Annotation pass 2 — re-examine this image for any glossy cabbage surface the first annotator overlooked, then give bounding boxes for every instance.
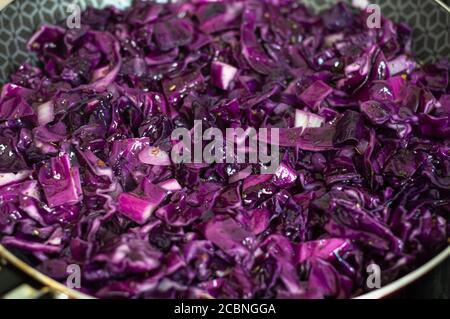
[0,0,448,299]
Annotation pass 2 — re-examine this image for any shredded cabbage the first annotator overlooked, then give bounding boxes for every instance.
[0,0,448,299]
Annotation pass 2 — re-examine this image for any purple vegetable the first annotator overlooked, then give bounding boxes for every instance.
[196,2,243,34]
[157,179,182,192]
[299,80,334,110]
[210,61,238,90]
[153,18,194,51]
[295,109,325,129]
[118,180,166,224]
[203,215,253,259]
[273,162,297,188]
[0,0,448,300]
[139,146,172,166]
[38,154,83,208]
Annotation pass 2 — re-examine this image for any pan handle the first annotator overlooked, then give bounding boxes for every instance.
[0,257,69,299]
[0,244,89,299]
[2,283,50,299]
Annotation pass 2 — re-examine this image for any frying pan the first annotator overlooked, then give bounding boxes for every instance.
[0,0,449,299]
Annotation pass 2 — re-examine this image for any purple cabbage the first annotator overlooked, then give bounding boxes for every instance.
[0,0,448,299]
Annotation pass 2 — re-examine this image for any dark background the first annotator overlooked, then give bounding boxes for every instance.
[395,257,449,299]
